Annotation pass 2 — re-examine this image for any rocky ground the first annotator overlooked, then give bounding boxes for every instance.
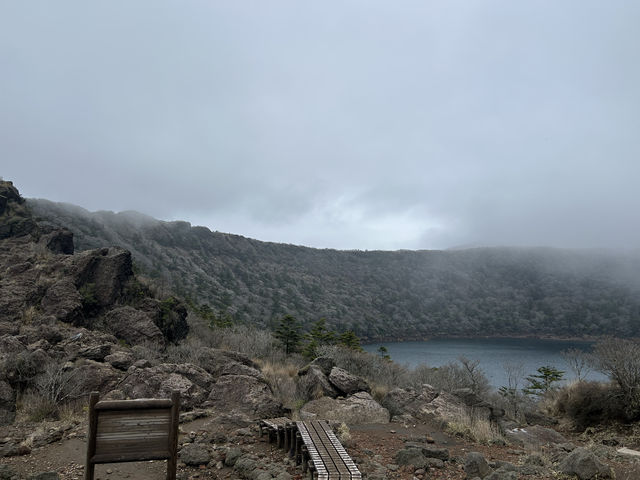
[3,410,640,480]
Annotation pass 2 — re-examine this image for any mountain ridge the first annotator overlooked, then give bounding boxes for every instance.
[29,197,640,341]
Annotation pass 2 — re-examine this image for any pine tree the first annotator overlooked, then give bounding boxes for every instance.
[274,314,302,355]
[301,318,336,360]
[338,330,363,352]
[523,366,564,396]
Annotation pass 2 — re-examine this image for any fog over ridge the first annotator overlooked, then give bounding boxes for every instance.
[2,1,639,250]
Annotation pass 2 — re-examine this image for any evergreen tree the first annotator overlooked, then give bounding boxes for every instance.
[523,366,564,396]
[301,318,336,360]
[377,345,391,361]
[274,314,302,355]
[338,330,363,352]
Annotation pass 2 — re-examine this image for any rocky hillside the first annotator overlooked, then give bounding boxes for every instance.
[30,196,640,340]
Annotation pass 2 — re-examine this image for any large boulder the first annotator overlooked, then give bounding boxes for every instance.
[194,348,263,379]
[503,424,567,448]
[298,365,340,399]
[300,392,390,424]
[72,360,123,394]
[382,385,438,419]
[558,447,614,479]
[119,363,214,409]
[72,247,133,307]
[137,298,189,344]
[104,307,165,345]
[0,380,16,426]
[328,367,370,395]
[206,374,285,419]
[40,279,84,325]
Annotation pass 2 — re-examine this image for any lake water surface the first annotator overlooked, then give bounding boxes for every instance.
[363,338,607,388]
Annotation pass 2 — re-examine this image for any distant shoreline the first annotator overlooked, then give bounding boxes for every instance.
[361,333,611,345]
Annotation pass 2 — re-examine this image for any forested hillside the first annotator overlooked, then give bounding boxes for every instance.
[30,198,640,340]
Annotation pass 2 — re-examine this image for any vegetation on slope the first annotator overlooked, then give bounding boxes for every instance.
[30,198,640,340]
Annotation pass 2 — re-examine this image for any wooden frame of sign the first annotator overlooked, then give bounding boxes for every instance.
[84,391,180,480]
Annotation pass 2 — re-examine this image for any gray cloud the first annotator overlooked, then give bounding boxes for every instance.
[1,1,639,250]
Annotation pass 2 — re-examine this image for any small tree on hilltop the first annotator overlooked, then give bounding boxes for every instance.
[523,366,564,397]
[377,346,391,361]
[274,314,302,355]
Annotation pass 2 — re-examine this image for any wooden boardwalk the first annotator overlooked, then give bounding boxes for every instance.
[295,420,361,480]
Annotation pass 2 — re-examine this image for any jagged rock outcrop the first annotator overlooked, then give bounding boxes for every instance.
[300,391,390,424]
[104,306,165,345]
[118,363,214,409]
[328,367,370,395]
[0,181,190,425]
[297,359,370,399]
[192,348,263,379]
[206,375,285,419]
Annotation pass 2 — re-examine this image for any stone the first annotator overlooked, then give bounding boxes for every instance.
[394,448,428,468]
[0,464,18,480]
[421,446,449,461]
[224,447,243,467]
[40,279,84,325]
[485,469,517,480]
[104,351,134,370]
[104,306,165,345]
[300,392,390,424]
[207,374,285,419]
[72,360,123,394]
[77,343,112,361]
[27,473,60,480]
[194,348,263,379]
[120,363,214,409]
[180,444,210,466]
[558,447,614,479]
[72,247,133,307]
[382,385,438,419]
[503,424,567,448]
[43,229,74,255]
[0,381,16,426]
[298,357,336,376]
[298,365,340,398]
[464,452,492,479]
[328,367,370,395]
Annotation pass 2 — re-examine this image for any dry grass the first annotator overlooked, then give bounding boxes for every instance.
[445,409,505,445]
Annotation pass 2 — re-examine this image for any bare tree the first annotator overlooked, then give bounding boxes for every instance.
[561,348,593,382]
[593,338,640,412]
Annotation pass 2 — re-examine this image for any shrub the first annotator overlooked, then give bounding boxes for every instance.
[408,358,490,397]
[446,409,505,445]
[593,338,640,416]
[552,381,628,429]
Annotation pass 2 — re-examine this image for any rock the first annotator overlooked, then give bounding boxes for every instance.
[464,452,492,479]
[558,447,614,479]
[0,381,16,426]
[422,446,449,461]
[328,367,370,395]
[28,427,64,448]
[136,297,189,343]
[0,464,18,480]
[120,363,213,409]
[43,228,74,255]
[180,444,210,466]
[234,456,258,476]
[298,365,340,398]
[207,375,285,419]
[104,306,165,345]
[426,458,445,468]
[394,448,428,468]
[224,447,243,467]
[72,247,133,307]
[382,385,438,418]
[194,348,263,379]
[40,279,84,325]
[77,343,112,361]
[72,360,123,394]
[503,424,567,448]
[300,392,390,424]
[485,469,517,480]
[104,351,134,370]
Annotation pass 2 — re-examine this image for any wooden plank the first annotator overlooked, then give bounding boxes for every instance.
[85,392,100,480]
[307,421,348,478]
[95,398,173,411]
[167,390,180,480]
[317,421,361,478]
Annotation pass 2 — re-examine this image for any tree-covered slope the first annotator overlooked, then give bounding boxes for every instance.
[30,198,640,340]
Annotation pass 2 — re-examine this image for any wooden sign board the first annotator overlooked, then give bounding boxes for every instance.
[85,391,180,480]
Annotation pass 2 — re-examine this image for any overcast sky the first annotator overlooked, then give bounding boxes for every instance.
[1,1,639,250]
